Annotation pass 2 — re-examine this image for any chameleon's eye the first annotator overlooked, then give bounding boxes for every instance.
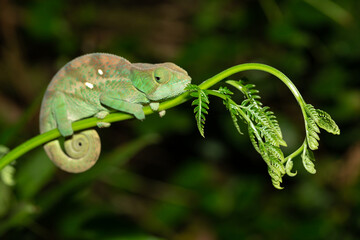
[153,67,170,84]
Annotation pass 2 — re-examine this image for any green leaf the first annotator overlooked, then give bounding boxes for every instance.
[315,109,340,135]
[302,145,316,174]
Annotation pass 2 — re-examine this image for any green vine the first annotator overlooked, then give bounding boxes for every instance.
[0,63,340,189]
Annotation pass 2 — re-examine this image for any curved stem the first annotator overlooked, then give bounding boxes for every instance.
[200,63,307,115]
[0,63,307,170]
[283,141,306,163]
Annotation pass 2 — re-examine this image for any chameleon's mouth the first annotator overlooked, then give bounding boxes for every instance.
[149,77,191,101]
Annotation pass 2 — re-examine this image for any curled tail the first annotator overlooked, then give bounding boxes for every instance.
[44,130,101,173]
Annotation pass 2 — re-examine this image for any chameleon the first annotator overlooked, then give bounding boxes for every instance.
[39,53,191,173]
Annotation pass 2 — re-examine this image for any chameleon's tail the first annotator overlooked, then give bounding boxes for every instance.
[44,130,101,173]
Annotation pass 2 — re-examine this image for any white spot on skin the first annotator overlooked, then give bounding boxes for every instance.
[159,110,166,117]
[85,82,94,89]
[98,69,103,75]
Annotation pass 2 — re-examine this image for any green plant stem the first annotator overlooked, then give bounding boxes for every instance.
[283,141,306,163]
[0,63,307,170]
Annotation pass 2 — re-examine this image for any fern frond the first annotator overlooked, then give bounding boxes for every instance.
[302,144,316,174]
[190,89,210,138]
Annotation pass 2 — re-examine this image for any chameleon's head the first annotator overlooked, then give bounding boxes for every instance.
[130,62,191,101]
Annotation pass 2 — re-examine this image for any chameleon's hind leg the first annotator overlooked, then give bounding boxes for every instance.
[47,91,101,173]
[100,93,145,120]
[53,91,73,137]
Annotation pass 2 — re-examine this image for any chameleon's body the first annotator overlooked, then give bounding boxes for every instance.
[40,53,191,173]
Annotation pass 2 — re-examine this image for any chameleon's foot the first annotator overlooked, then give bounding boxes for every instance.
[95,110,109,119]
[159,110,166,117]
[150,102,159,111]
[97,122,111,128]
[59,126,73,137]
[134,110,145,121]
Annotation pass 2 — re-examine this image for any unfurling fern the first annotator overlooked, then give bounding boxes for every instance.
[186,64,339,189]
[300,104,339,173]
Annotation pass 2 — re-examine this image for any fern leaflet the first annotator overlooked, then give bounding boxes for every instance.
[187,85,210,138]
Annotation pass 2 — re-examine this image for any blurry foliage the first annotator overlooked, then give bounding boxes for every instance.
[0,0,359,239]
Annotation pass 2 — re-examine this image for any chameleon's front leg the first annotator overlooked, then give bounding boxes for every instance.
[100,93,145,120]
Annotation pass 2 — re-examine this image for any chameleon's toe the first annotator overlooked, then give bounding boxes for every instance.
[150,102,160,111]
[97,122,111,128]
[95,110,109,119]
[134,111,145,120]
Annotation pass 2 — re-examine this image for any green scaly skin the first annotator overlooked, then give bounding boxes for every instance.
[40,53,191,173]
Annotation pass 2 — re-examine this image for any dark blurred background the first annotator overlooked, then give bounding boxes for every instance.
[0,0,359,239]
